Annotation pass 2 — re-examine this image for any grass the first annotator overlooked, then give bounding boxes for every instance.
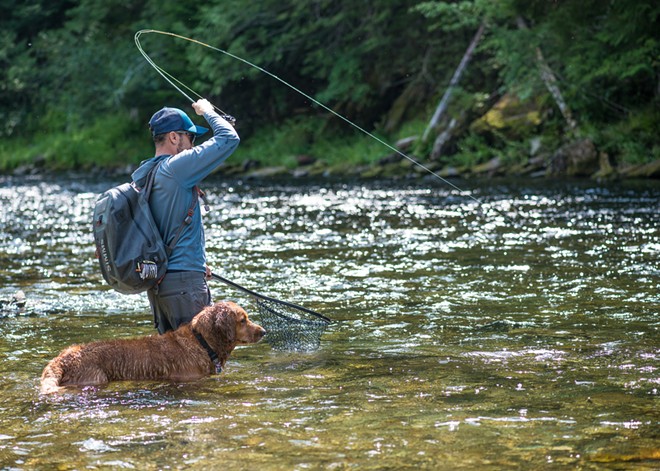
[0,112,152,172]
[238,115,427,170]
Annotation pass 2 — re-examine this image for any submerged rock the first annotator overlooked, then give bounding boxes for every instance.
[476,319,533,332]
[0,290,26,317]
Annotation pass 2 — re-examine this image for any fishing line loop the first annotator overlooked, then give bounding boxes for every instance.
[135,30,236,124]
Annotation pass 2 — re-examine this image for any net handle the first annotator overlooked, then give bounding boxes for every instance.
[210,273,332,323]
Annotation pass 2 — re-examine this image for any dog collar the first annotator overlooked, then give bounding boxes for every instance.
[193,330,222,374]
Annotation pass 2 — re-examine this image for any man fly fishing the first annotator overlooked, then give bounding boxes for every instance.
[131,99,239,334]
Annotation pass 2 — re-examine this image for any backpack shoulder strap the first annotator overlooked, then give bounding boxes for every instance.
[134,160,202,257]
[165,186,199,256]
[141,161,162,201]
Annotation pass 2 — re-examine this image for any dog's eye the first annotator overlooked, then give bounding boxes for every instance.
[241,318,247,324]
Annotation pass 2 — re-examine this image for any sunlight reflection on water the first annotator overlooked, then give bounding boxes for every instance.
[0,175,658,469]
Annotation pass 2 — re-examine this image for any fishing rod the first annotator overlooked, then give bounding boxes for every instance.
[134,29,488,208]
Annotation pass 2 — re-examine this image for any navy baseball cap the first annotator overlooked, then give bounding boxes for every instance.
[149,107,209,137]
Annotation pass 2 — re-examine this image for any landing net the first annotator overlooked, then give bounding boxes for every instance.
[211,274,332,352]
[255,298,331,352]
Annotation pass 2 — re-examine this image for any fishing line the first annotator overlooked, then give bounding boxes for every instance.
[134,30,616,302]
[134,29,489,209]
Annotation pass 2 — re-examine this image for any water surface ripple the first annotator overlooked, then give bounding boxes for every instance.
[0,175,658,470]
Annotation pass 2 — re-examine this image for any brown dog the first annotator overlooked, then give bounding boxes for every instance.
[40,301,265,394]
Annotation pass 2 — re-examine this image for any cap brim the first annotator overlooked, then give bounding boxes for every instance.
[190,125,209,136]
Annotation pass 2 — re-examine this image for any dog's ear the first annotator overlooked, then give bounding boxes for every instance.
[191,303,239,364]
[191,304,235,345]
[191,305,214,335]
[212,303,237,347]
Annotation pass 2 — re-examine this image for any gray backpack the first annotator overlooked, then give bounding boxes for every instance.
[92,162,197,294]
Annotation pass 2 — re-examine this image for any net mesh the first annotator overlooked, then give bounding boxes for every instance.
[254,297,331,352]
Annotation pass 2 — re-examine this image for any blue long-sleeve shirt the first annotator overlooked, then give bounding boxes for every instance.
[131,111,239,272]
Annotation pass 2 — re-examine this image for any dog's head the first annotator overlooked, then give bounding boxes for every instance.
[192,301,265,349]
[230,302,267,345]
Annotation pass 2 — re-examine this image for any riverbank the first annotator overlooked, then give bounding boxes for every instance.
[224,136,660,181]
[3,87,658,182]
[7,135,659,181]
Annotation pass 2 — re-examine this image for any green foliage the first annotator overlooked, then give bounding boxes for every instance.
[590,106,660,165]
[0,0,657,173]
[239,116,319,167]
[451,131,529,168]
[0,111,151,171]
[412,1,483,30]
[313,131,395,169]
[451,132,495,167]
[192,0,442,134]
[238,114,404,169]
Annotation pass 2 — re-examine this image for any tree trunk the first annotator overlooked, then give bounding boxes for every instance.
[516,17,578,134]
[422,22,486,142]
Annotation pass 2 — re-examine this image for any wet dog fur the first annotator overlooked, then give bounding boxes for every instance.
[40,301,265,394]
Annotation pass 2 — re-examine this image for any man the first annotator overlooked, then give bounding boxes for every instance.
[131,99,239,334]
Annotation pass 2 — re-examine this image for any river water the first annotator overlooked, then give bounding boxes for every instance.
[0,175,658,470]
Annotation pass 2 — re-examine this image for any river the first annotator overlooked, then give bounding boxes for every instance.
[0,175,658,469]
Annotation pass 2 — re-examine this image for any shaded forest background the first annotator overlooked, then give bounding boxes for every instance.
[1,0,658,178]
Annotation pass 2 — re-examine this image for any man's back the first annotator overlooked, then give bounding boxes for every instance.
[131,110,240,273]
